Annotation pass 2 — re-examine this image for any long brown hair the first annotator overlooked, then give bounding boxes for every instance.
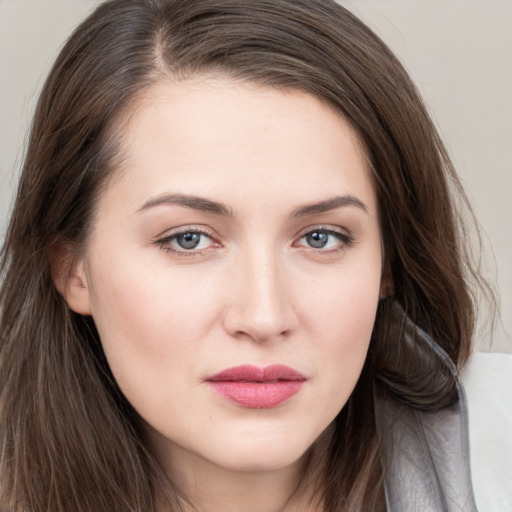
[0,1,485,511]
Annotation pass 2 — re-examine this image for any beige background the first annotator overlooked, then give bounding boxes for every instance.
[1,0,510,351]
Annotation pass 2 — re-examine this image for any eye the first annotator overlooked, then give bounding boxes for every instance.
[295,228,354,251]
[173,232,209,250]
[156,228,219,255]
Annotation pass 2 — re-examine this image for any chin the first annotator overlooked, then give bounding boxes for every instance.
[217,447,309,474]
[205,428,322,474]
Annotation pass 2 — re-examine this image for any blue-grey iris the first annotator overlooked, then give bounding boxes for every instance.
[307,232,328,248]
[177,232,201,249]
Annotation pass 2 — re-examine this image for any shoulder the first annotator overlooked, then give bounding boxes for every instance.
[462,352,512,512]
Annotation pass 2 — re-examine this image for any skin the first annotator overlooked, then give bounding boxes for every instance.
[62,78,385,512]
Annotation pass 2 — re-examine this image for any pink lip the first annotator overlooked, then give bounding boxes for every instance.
[205,364,306,409]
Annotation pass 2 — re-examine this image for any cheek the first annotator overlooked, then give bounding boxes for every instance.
[85,256,224,400]
[302,253,381,339]
[300,258,381,404]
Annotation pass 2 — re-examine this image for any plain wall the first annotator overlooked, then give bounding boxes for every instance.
[1,0,510,351]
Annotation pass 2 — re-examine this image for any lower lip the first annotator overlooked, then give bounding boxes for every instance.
[207,381,304,408]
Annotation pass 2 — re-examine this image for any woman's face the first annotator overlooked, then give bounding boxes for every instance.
[66,78,384,477]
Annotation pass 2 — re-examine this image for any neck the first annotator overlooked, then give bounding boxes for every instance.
[151,431,331,512]
[174,453,309,512]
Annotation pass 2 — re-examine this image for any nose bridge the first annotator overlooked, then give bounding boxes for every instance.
[224,239,295,342]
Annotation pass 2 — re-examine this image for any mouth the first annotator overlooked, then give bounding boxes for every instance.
[205,364,306,409]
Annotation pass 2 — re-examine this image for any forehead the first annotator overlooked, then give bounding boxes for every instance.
[104,77,377,215]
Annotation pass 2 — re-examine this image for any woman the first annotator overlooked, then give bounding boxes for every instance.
[0,1,490,511]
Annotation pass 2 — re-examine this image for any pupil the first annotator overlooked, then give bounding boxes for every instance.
[177,232,201,249]
[307,232,328,248]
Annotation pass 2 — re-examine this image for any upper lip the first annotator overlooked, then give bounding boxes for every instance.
[206,364,306,382]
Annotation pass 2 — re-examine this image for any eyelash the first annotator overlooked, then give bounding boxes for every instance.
[155,227,220,258]
[293,226,355,253]
[155,225,355,258]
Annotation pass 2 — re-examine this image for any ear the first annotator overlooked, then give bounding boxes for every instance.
[50,242,92,315]
[379,260,395,299]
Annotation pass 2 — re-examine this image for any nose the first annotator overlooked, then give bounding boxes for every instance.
[222,245,298,343]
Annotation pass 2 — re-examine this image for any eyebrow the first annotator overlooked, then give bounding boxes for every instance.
[137,193,367,217]
[137,193,233,216]
[291,195,368,217]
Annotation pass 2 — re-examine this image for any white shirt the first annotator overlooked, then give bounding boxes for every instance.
[462,352,512,512]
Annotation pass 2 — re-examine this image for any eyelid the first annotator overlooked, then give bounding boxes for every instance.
[154,225,222,256]
[293,225,355,249]
[155,224,218,240]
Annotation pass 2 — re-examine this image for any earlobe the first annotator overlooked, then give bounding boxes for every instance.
[50,243,92,315]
